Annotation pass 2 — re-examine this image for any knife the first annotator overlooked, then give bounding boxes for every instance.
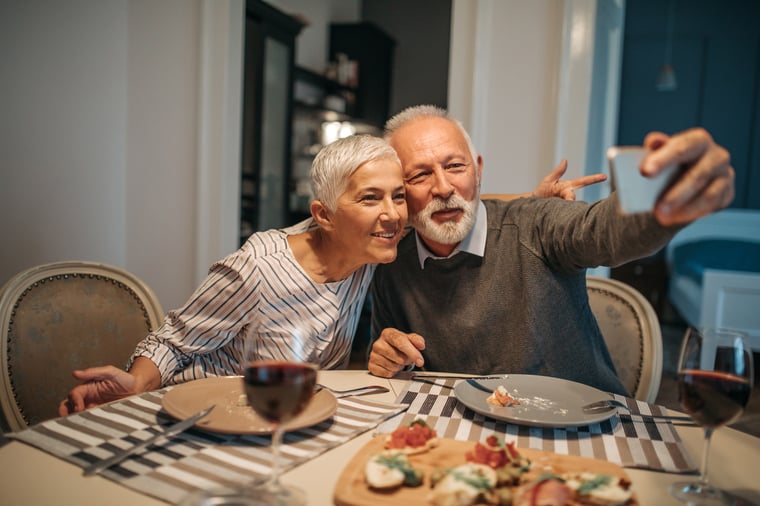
[465,379,495,394]
[83,404,215,476]
[411,373,508,381]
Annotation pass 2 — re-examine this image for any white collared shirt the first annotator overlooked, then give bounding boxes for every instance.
[415,201,488,268]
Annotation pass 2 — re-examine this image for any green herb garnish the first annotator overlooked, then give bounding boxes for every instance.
[451,469,493,491]
[375,454,423,487]
[534,473,565,484]
[578,474,612,494]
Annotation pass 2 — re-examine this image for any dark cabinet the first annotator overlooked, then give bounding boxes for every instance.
[289,66,382,221]
[240,17,395,230]
[329,22,396,128]
[293,66,358,119]
[239,0,303,244]
[290,67,355,222]
[286,22,394,221]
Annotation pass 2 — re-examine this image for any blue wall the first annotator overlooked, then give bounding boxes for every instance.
[617,0,760,209]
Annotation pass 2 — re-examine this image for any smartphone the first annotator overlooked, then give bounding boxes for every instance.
[607,146,678,214]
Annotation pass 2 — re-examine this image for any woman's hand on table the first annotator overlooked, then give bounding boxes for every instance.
[59,365,138,415]
[58,357,161,415]
[368,328,426,378]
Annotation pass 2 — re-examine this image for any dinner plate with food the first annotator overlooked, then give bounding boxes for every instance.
[454,375,617,427]
[161,376,337,434]
[334,419,636,506]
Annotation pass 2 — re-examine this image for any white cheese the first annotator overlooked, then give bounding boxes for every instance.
[428,463,497,506]
[364,452,407,489]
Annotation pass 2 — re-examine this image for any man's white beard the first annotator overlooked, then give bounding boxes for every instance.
[410,193,478,246]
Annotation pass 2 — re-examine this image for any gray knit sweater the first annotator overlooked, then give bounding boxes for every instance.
[370,195,678,395]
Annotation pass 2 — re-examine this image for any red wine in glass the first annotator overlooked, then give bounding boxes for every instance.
[244,361,318,423]
[678,369,751,428]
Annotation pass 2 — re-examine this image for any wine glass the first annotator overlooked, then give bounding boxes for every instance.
[241,359,318,505]
[669,327,754,505]
[180,339,319,506]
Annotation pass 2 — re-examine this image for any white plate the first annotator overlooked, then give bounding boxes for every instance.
[162,376,337,434]
[453,374,615,427]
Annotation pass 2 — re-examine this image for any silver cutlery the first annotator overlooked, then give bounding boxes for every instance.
[411,373,508,381]
[465,379,494,394]
[316,384,389,398]
[582,399,692,422]
[83,404,216,476]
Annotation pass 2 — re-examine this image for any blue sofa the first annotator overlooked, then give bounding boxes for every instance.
[666,209,760,351]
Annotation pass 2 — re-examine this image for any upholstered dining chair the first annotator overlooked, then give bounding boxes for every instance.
[0,261,164,432]
[586,275,663,403]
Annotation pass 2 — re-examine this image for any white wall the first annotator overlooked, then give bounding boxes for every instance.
[480,0,565,194]
[1,1,129,273]
[125,0,203,310]
[450,0,623,200]
[0,0,209,310]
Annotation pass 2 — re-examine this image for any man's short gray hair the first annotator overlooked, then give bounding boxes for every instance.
[384,105,478,164]
[310,135,400,212]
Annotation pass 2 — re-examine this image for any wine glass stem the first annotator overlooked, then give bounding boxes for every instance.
[698,426,714,487]
[269,424,284,487]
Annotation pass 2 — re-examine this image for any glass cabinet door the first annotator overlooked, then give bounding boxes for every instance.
[240,0,302,244]
[257,37,289,231]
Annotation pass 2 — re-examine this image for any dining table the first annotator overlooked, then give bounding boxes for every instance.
[1,369,759,505]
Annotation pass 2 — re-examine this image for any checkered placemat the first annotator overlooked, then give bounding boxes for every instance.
[376,378,696,474]
[10,387,407,504]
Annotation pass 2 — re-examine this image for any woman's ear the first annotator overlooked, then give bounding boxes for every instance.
[311,200,335,231]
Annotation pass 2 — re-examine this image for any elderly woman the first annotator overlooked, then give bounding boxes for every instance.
[60,135,407,414]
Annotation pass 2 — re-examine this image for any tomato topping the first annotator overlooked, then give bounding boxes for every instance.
[386,420,437,449]
[506,441,520,459]
[465,436,521,469]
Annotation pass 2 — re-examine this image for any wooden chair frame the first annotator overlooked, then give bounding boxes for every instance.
[587,275,663,403]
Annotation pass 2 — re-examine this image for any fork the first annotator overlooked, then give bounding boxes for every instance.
[583,399,692,421]
[316,384,390,398]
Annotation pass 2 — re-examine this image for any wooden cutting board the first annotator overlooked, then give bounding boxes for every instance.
[333,435,637,506]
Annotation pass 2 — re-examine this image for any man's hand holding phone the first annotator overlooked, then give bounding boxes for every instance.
[608,129,734,226]
[607,146,679,214]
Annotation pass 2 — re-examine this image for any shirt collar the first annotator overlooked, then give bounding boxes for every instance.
[415,200,487,268]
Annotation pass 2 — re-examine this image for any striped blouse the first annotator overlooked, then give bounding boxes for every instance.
[129,220,375,386]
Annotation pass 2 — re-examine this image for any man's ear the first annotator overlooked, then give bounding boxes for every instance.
[311,200,335,231]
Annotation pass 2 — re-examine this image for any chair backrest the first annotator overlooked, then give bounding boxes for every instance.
[586,275,663,403]
[0,261,164,432]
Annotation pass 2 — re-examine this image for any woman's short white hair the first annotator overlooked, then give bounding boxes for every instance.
[384,105,478,164]
[310,134,400,212]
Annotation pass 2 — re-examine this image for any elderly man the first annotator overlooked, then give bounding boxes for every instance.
[367,105,733,395]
